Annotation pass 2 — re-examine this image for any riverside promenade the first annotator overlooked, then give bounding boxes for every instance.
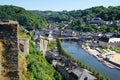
[81,43,120,69]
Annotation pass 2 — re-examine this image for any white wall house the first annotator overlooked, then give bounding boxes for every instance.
[109,38,120,47]
[99,35,120,48]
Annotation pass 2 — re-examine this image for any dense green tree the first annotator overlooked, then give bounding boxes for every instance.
[47,40,56,51]
[26,40,62,80]
[0,5,47,30]
[58,23,65,30]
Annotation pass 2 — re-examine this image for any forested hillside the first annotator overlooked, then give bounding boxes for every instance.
[31,6,120,22]
[0,5,120,30]
[31,6,120,32]
[0,5,47,30]
[31,10,69,23]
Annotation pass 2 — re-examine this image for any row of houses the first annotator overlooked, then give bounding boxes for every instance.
[79,32,120,48]
[88,17,120,27]
[46,51,96,80]
[29,29,79,39]
[30,29,120,49]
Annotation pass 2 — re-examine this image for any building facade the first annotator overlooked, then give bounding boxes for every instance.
[99,34,120,48]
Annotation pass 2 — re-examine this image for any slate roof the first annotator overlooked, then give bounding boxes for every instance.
[112,34,120,38]
[98,37,109,42]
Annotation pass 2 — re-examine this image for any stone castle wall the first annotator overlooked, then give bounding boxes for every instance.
[0,21,19,80]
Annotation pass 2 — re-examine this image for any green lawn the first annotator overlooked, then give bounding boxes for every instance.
[110,47,120,53]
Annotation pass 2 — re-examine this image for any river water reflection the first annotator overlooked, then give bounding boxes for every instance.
[62,41,120,80]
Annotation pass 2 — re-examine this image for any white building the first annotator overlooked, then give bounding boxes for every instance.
[99,34,120,48]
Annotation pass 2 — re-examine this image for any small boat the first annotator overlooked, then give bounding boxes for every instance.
[103,61,115,69]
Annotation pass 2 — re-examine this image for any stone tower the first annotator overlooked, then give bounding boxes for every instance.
[19,38,29,55]
[0,20,19,80]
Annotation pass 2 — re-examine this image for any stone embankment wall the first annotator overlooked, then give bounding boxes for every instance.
[0,21,19,80]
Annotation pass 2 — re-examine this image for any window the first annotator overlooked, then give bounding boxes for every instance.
[84,77,88,80]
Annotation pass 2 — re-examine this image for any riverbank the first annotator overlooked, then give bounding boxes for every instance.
[81,43,120,70]
[56,39,109,80]
[62,41,120,80]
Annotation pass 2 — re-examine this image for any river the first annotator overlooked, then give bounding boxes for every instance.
[62,41,120,80]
